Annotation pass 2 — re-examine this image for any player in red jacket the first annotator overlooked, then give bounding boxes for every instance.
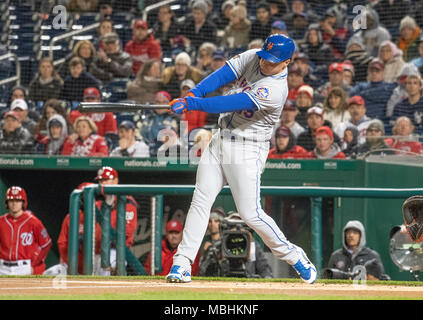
[144,220,200,276]
[124,20,162,75]
[0,186,52,275]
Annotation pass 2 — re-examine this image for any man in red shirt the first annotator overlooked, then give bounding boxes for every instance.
[124,20,162,75]
[69,87,117,137]
[304,126,346,159]
[0,186,52,275]
[144,220,200,276]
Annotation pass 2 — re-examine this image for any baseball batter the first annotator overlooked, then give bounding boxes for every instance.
[166,34,317,284]
[0,186,52,275]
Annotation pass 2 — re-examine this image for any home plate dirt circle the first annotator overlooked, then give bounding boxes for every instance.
[0,278,422,298]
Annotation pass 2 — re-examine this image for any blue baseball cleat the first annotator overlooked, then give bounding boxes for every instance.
[292,246,317,284]
[166,265,192,283]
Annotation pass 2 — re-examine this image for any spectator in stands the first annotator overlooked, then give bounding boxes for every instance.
[162,52,203,99]
[124,20,162,76]
[214,0,235,30]
[8,99,37,138]
[144,220,200,276]
[349,58,397,120]
[7,86,40,124]
[341,126,359,159]
[60,57,102,103]
[35,99,74,143]
[352,9,391,57]
[297,106,326,151]
[391,74,423,134]
[293,52,319,88]
[319,8,350,60]
[59,40,97,79]
[180,0,217,52]
[250,1,273,41]
[268,125,307,159]
[386,116,423,155]
[0,111,33,154]
[274,100,305,140]
[303,126,346,159]
[287,64,305,101]
[298,23,335,69]
[353,119,395,158]
[98,0,113,17]
[195,42,217,75]
[271,20,288,37]
[67,0,99,12]
[335,96,373,146]
[126,58,163,104]
[222,4,251,51]
[386,63,421,117]
[110,120,150,157]
[268,0,288,20]
[326,220,390,280]
[344,37,374,83]
[28,57,63,104]
[91,32,133,85]
[92,16,115,51]
[69,87,117,137]
[378,41,405,83]
[62,116,108,156]
[180,79,208,133]
[138,91,179,157]
[295,84,314,128]
[374,0,411,33]
[282,0,318,31]
[316,62,351,102]
[152,4,181,55]
[342,61,355,86]
[35,114,68,155]
[397,16,421,62]
[410,36,423,74]
[322,86,351,129]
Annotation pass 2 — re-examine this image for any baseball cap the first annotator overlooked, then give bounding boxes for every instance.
[275,126,290,137]
[283,99,297,111]
[298,84,314,100]
[119,120,135,130]
[212,49,226,61]
[315,126,334,139]
[101,32,119,43]
[155,90,171,102]
[180,79,196,90]
[49,118,63,127]
[210,208,225,221]
[3,111,19,120]
[288,63,302,75]
[368,58,384,70]
[133,19,148,29]
[294,52,309,63]
[272,20,287,31]
[329,62,344,73]
[342,61,355,76]
[307,106,324,117]
[348,95,365,107]
[367,119,385,134]
[95,166,118,181]
[166,220,183,233]
[10,99,28,111]
[84,87,101,99]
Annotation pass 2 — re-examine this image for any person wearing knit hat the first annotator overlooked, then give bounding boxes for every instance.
[398,16,421,62]
[342,61,355,86]
[296,105,325,151]
[344,36,374,83]
[303,126,346,159]
[378,40,405,83]
[296,84,314,116]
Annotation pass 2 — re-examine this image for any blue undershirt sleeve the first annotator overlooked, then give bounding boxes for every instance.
[190,64,237,97]
[186,93,257,113]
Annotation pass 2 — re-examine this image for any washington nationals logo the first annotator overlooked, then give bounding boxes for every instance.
[267,42,273,51]
[21,232,33,246]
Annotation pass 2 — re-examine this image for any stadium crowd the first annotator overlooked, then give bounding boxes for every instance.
[0,0,422,160]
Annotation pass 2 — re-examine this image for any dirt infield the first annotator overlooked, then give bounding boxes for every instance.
[1,277,423,299]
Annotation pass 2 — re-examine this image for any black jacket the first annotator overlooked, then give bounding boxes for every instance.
[0,126,34,154]
[60,71,101,102]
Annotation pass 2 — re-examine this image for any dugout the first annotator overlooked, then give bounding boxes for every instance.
[0,154,420,281]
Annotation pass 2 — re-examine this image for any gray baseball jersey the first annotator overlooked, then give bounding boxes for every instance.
[219,49,288,141]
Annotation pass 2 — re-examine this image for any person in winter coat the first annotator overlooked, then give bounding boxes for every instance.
[326,220,390,280]
[152,4,181,55]
[268,126,307,159]
[344,37,375,83]
[386,63,421,117]
[61,116,109,157]
[250,1,274,42]
[36,114,68,155]
[124,20,162,76]
[322,86,351,129]
[0,111,34,154]
[341,126,359,159]
[28,57,64,104]
[378,40,405,83]
[58,40,97,80]
[298,23,335,68]
[222,4,251,50]
[303,126,346,159]
[397,16,421,62]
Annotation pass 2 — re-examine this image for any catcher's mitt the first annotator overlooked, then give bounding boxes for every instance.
[402,196,423,242]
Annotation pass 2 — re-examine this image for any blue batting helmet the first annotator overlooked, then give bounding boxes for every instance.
[256,34,295,63]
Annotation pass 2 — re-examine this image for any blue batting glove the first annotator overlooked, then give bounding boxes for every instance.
[169,98,188,114]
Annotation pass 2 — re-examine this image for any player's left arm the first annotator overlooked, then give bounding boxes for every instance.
[31,219,52,267]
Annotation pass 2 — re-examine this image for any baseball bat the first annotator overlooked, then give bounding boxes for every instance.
[78,102,170,113]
